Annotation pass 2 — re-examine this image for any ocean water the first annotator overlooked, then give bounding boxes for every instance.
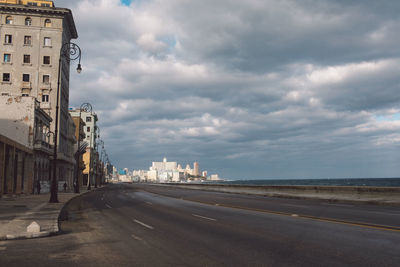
[208,178,400,187]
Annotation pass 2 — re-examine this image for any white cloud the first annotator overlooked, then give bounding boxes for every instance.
[57,0,400,179]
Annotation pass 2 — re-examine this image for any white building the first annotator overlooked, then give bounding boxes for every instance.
[132,157,217,183]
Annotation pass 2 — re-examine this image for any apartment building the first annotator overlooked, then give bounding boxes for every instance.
[0,0,78,189]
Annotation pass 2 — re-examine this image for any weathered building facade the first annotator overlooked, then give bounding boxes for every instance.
[69,110,98,188]
[0,95,51,197]
[0,0,78,190]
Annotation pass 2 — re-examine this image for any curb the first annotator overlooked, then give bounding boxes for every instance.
[0,188,98,241]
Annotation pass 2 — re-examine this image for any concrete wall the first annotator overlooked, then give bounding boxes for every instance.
[0,96,35,149]
[160,183,400,205]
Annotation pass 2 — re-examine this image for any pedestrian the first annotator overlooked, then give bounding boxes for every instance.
[63,182,67,192]
[37,181,41,195]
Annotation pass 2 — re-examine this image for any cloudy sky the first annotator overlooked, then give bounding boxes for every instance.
[58,0,400,180]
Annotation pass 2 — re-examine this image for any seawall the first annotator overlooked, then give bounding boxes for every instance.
[158,183,400,205]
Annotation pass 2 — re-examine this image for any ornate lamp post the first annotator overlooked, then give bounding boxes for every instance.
[50,42,82,203]
[46,131,55,188]
[97,139,105,186]
[75,103,92,193]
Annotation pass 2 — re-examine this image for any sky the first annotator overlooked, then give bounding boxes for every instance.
[57,0,400,180]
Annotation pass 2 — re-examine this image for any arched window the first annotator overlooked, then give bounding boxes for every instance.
[44,19,51,28]
[25,17,32,26]
[6,16,13,25]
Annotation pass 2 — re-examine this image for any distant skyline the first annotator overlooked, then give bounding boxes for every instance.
[59,0,400,180]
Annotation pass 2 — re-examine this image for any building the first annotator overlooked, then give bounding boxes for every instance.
[0,0,78,190]
[70,114,86,189]
[193,161,199,176]
[0,1,54,7]
[69,110,98,187]
[0,95,52,197]
[132,158,215,183]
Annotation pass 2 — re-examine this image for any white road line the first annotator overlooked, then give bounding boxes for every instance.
[134,219,154,230]
[291,214,299,217]
[105,204,112,209]
[0,247,6,251]
[192,214,217,221]
[131,234,143,241]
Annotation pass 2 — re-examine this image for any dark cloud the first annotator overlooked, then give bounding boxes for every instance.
[57,0,400,179]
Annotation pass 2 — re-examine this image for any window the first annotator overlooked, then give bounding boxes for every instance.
[42,95,49,102]
[2,73,10,82]
[4,35,12,44]
[43,56,50,65]
[22,94,29,97]
[41,3,50,7]
[44,37,51,47]
[28,2,38,6]
[22,74,30,82]
[24,36,32,45]
[25,17,32,26]
[86,117,92,122]
[43,75,50,84]
[44,19,51,28]
[87,127,91,132]
[5,16,13,25]
[3,54,11,63]
[23,54,31,64]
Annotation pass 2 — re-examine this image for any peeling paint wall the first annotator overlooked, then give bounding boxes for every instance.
[0,96,35,149]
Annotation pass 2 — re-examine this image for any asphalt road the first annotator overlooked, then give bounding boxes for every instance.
[0,183,399,266]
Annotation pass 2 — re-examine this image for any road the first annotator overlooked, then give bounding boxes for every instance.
[0,183,399,266]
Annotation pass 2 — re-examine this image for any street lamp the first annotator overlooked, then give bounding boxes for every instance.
[97,139,105,186]
[46,131,55,187]
[75,102,92,193]
[50,42,82,203]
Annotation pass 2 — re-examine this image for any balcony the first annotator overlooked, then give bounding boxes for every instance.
[22,81,32,88]
[40,102,51,109]
[34,139,53,154]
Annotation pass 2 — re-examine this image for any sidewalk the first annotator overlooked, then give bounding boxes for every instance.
[0,189,89,240]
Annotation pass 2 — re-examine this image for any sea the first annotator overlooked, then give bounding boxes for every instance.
[206,178,400,187]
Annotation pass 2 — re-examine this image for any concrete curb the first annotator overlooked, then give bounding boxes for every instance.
[0,188,97,241]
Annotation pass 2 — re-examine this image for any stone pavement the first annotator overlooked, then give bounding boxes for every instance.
[0,190,89,240]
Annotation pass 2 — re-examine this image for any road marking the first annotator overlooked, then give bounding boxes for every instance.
[192,214,217,221]
[105,204,112,209]
[146,202,153,205]
[134,219,154,230]
[140,188,400,233]
[291,214,299,217]
[131,234,143,241]
[0,247,6,251]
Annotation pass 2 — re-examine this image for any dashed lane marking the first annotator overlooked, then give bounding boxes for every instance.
[105,204,112,209]
[291,214,299,217]
[192,214,217,221]
[0,247,6,251]
[140,189,400,233]
[133,219,154,230]
[131,234,143,241]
